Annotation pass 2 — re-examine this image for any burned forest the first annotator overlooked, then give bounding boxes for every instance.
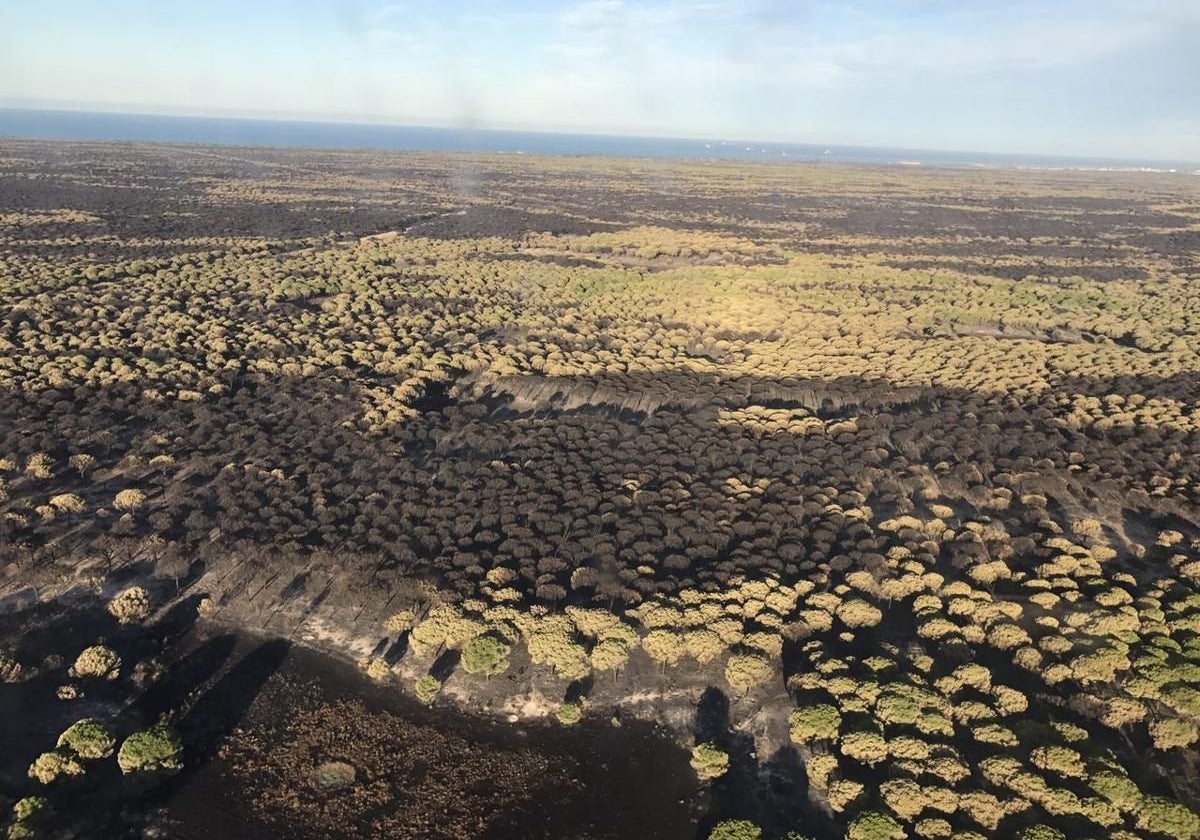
[2,140,1200,840]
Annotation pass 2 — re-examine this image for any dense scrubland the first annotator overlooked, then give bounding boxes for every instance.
[2,139,1200,839]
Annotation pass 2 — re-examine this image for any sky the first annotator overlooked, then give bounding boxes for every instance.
[1,0,1198,160]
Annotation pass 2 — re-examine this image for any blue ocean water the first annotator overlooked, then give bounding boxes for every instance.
[1,108,1195,172]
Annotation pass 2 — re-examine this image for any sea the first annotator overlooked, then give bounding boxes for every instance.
[1,107,1196,173]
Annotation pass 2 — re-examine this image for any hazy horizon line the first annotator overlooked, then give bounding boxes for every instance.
[2,101,1197,170]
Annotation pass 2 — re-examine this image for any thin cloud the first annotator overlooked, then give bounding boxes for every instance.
[2,0,1196,159]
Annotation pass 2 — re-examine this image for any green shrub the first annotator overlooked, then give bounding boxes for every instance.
[414,675,442,705]
[360,656,391,681]
[461,633,511,677]
[1018,827,1066,840]
[590,638,630,673]
[555,700,583,725]
[28,750,85,784]
[1150,716,1199,750]
[1089,771,1142,813]
[11,797,48,823]
[690,742,730,781]
[117,723,183,775]
[847,811,905,840]
[709,820,761,840]
[789,704,842,743]
[1136,796,1200,839]
[7,823,36,840]
[840,730,888,766]
[56,718,115,759]
[725,653,773,694]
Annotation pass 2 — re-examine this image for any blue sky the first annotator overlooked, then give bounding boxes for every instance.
[1,0,1197,159]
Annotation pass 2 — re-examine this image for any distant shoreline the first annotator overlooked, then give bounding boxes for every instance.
[2,107,1196,173]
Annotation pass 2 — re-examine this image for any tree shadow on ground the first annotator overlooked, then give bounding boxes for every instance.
[695,686,818,840]
[134,633,237,724]
[429,648,460,682]
[695,686,732,745]
[383,632,409,665]
[106,559,155,587]
[565,675,594,705]
[175,639,291,769]
[152,592,205,649]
